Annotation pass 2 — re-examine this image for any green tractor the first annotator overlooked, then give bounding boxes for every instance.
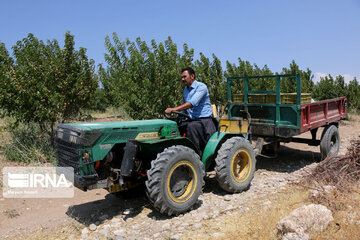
[55,73,347,216]
[55,110,255,216]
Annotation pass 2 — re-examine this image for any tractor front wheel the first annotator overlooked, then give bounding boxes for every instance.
[215,137,256,193]
[145,146,204,216]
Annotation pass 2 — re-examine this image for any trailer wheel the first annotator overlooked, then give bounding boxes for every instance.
[320,125,340,160]
[215,137,256,193]
[145,146,204,216]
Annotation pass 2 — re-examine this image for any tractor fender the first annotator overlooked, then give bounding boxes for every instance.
[202,132,247,171]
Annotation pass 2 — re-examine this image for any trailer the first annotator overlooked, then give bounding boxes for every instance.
[225,74,347,159]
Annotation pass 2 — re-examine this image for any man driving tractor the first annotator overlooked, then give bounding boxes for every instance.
[165,67,216,154]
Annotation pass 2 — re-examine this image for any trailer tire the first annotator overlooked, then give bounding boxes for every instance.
[320,125,340,160]
[215,137,256,193]
[145,146,204,216]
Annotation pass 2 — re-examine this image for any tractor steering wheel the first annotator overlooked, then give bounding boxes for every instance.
[165,111,191,124]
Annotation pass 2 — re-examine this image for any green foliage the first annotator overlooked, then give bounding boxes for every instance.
[100,33,193,119]
[86,88,109,112]
[280,60,314,93]
[312,75,339,100]
[0,32,97,131]
[3,121,56,164]
[224,58,274,97]
[100,35,321,117]
[223,59,314,97]
[346,78,360,109]
[334,75,347,97]
[194,53,226,105]
[312,75,360,110]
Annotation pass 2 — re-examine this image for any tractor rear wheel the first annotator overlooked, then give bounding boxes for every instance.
[320,125,340,160]
[145,146,204,216]
[215,137,256,193]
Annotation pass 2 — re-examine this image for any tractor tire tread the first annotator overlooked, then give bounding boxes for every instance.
[145,145,204,216]
[215,137,256,193]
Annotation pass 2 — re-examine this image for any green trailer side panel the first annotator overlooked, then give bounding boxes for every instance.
[280,106,298,126]
[226,74,303,138]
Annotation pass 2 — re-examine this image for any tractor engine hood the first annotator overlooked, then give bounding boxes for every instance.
[55,119,178,147]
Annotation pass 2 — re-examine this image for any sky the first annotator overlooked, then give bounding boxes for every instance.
[1,0,359,83]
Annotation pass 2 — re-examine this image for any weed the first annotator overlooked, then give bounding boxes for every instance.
[346,109,360,121]
[304,135,360,195]
[311,185,360,240]
[24,220,83,240]
[3,209,20,218]
[3,121,56,164]
[301,135,360,239]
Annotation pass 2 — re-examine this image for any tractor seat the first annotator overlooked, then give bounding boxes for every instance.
[211,104,220,131]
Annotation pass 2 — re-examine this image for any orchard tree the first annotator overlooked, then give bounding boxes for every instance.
[224,58,274,99]
[312,75,360,110]
[224,58,254,97]
[194,53,226,105]
[100,33,194,119]
[0,32,97,133]
[347,78,360,109]
[281,60,314,93]
[312,75,338,100]
[334,75,346,97]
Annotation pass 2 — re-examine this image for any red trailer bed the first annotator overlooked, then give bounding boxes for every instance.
[300,97,347,133]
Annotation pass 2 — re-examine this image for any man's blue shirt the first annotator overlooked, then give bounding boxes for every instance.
[183,80,213,119]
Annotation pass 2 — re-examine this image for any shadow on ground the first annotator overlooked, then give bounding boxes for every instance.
[256,145,320,173]
[66,188,148,225]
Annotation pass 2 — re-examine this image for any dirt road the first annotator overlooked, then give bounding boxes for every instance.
[1,117,359,239]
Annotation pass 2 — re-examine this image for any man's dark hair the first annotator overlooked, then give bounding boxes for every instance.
[181,67,195,78]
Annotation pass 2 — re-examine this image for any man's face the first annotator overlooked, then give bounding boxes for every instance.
[181,70,195,87]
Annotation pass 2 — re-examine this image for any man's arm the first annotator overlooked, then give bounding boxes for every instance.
[165,102,192,114]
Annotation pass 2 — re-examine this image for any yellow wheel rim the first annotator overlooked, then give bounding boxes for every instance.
[166,161,197,203]
[231,148,252,183]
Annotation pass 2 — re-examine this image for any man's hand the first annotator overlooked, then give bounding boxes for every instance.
[165,102,192,115]
[165,108,174,114]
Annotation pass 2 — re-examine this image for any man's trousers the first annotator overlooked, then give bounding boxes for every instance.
[179,118,217,155]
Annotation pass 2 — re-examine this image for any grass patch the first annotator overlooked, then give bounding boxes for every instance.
[311,185,360,240]
[2,121,56,165]
[346,109,360,122]
[22,221,83,240]
[223,188,311,240]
